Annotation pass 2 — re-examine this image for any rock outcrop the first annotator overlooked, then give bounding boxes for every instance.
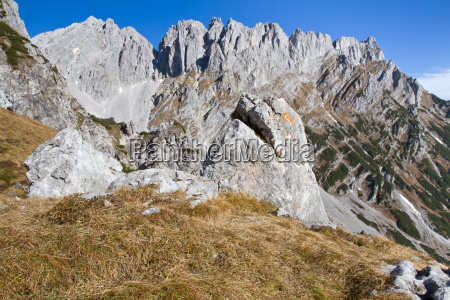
[25,129,122,198]
[0,0,80,129]
[385,260,450,300]
[79,118,116,157]
[0,0,29,38]
[202,95,330,225]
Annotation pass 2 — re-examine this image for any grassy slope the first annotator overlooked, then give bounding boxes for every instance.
[0,106,442,299]
[0,107,56,197]
[0,187,436,299]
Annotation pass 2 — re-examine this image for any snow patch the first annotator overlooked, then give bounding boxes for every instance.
[398,193,421,217]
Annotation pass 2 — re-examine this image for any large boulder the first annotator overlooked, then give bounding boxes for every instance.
[107,168,218,205]
[202,95,330,226]
[25,129,122,198]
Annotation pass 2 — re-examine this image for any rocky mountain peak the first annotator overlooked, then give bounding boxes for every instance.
[33,16,158,103]
[157,19,207,76]
[208,17,223,30]
[333,35,384,65]
[0,0,29,38]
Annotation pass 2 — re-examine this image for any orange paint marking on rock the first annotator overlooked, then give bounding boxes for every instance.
[283,113,295,123]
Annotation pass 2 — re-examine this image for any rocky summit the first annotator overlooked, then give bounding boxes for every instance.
[0,0,450,298]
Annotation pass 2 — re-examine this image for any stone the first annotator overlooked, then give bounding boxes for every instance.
[104,200,113,207]
[386,261,450,299]
[107,168,218,203]
[432,287,450,300]
[25,129,123,198]
[142,207,161,215]
[423,266,450,293]
[80,194,97,200]
[201,95,330,225]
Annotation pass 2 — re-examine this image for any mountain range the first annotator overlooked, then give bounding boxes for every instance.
[1,0,450,267]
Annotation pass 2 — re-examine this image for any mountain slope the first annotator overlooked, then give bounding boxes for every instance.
[0,0,28,38]
[0,0,81,129]
[0,107,56,198]
[31,17,450,260]
[32,17,159,132]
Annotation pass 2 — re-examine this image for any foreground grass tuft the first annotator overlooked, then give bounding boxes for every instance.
[0,186,432,299]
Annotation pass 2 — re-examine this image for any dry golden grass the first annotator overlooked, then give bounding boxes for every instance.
[0,107,56,197]
[0,186,433,300]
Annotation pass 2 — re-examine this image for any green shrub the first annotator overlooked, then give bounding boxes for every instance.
[356,213,379,231]
[364,143,379,158]
[337,184,348,194]
[120,162,137,174]
[173,121,186,134]
[324,164,349,190]
[347,125,358,138]
[390,209,420,239]
[0,21,30,67]
[428,213,450,239]
[339,145,352,155]
[431,94,447,104]
[305,126,328,151]
[90,115,117,130]
[345,151,361,168]
[355,116,368,134]
[387,228,416,249]
[332,129,345,143]
[319,147,337,162]
[420,243,450,265]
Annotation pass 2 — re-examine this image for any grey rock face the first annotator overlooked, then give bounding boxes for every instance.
[0,88,11,108]
[32,17,159,132]
[333,36,384,65]
[0,0,29,38]
[386,260,450,299]
[433,287,450,300]
[31,17,390,132]
[107,168,218,203]
[202,95,330,225]
[158,20,207,77]
[0,45,80,129]
[79,118,116,157]
[33,17,157,102]
[157,18,384,79]
[25,129,123,198]
[0,0,79,130]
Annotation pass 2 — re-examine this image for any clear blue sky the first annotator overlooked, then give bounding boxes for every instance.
[17,0,450,98]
